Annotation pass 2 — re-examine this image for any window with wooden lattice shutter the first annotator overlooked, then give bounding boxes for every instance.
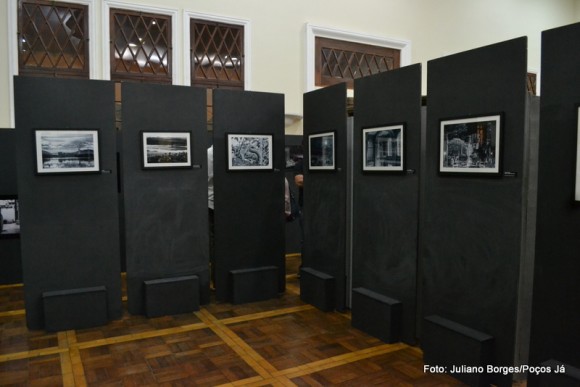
[527,72,537,96]
[190,19,244,90]
[110,9,171,84]
[315,37,400,89]
[18,0,89,78]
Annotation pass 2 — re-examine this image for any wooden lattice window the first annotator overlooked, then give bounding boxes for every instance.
[110,9,171,84]
[18,0,89,78]
[527,72,537,96]
[190,19,244,89]
[316,37,400,89]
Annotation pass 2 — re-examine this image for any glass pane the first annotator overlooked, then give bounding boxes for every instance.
[315,37,400,87]
[190,19,244,88]
[111,9,171,83]
[19,0,88,77]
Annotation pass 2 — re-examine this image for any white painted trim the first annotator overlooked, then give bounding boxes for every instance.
[7,0,17,127]
[183,11,251,90]
[305,23,412,92]
[102,0,180,84]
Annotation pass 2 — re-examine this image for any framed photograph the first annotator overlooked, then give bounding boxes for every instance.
[142,131,192,169]
[308,131,335,171]
[363,124,404,172]
[285,144,303,170]
[35,129,100,174]
[439,114,502,175]
[0,196,20,239]
[227,133,273,170]
[575,106,580,201]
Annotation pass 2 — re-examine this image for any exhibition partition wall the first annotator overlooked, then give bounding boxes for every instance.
[0,130,22,284]
[285,135,303,255]
[121,83,209,315]
[528,22,580,386]
[351,64,422,344]
[14,77,122,330]
[301,83,348,311]
[212,89,286,303]
[421,38,536,387]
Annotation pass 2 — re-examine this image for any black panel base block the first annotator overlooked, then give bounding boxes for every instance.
[300,267,335,312]
[43,286,108,332]
[229,266,279,304]
[529,360,580,387]
[422,315,494,387]
[351,287,401,343]
[144,276,199,318]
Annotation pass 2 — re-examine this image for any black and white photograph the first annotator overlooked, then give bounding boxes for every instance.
[227,134,273,170]
[142,131,192,169]
[363,124,404,172]
[576,106,580,201]
[286,144,303,169]
[308,131,335,170]
[0,197,20,238]
[35,129,100,174]
[439,114,502,175]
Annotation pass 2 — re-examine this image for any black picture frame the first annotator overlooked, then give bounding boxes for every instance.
[226,133,274,171]
[362,123,405,172]
[34,129,100,175]
[141,131,192,169]
[308,131,336,171]
[439,113,503,176]
[0,195,20,239]
[286,144,303,170]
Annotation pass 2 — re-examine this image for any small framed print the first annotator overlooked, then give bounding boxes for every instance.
[227,133,273,171]
[285,144,303,170]
[439,114,502,176]
[35,129,100,174]
[575,106,580,201]
[0,195,20,239]
[362,124,404,172]
[308,131,335,171]
[142,131,192,169]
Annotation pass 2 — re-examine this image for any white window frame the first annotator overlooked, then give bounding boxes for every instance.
[305,23,412,93]
[102,0,180,84]
[8,0,97,127]
[183,11,251,90]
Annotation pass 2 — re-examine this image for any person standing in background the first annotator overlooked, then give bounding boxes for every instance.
[293,155,304,276]
[207,145,215,288]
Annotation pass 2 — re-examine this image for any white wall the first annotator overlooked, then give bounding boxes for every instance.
[1,1,11,129]
[1,0,578,132]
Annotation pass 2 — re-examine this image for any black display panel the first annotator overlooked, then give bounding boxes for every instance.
[302,83,348,311]
[528,22,580,384]
[212,89,285,302]
[121,83,209,314]
[0,130,22,285]
[352,64,422,344]
[14,76,122,329]
[422,38,530,386]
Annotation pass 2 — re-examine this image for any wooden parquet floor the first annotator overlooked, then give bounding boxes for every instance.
[0,257,469,386]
